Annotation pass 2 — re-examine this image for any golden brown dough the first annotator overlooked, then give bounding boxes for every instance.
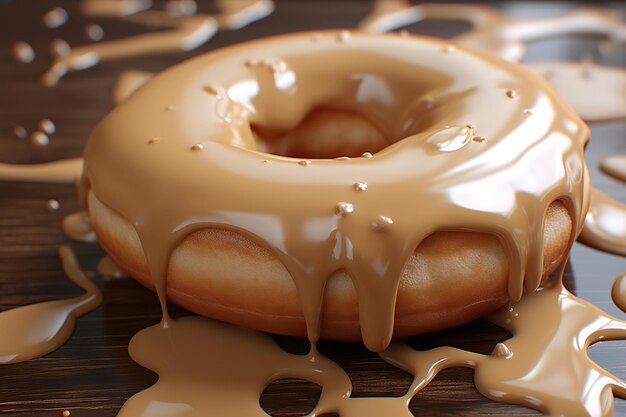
[89,191,571,340]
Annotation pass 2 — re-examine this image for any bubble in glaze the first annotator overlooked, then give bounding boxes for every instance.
[191,143,204,151]
[354,182,368,192]
[371,215,393,231]
[426,125,473,152]
[506,89,519,99]
[442,45,455,53]
[298,160,311,166]
[472,136,487,143]
[335,202,354,216]
[204,85,220,96]
[492,342,513,358]
[338,30,351,42]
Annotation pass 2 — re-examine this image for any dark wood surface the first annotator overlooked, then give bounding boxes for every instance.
[2,1,626,416]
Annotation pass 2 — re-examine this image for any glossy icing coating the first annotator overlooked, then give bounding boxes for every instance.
[83,31,589,351]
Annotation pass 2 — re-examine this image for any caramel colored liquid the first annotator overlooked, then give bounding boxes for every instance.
[3,2,626,417]
[43,0,273,86]
[0,246,101,364]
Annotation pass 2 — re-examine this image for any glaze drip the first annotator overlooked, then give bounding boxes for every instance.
[359,2,626,62]
[83,31,589,351]
[118,269,626,417]
[42,0,274,86]
[0,158,82,183]
[0,246,101,364]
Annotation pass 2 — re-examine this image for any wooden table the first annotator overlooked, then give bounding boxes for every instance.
[2,1,626,416]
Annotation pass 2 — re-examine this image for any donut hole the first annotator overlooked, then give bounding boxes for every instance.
[239,50,453,159]
[252,108,391,158]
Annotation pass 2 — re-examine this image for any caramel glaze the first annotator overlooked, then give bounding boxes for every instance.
[0,158,82,183]
[358,1,626,263]
[42,0,274,86]
[0,246,101,364]
[531,62,626,123]
[83,31,589,352]
[118,270,626,417]
[62,211,97,243]
[359,2,626,62]
[112,70,154,105]
[579,188,626,257]
[601,155,626,184]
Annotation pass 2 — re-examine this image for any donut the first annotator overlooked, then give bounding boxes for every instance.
[82,31,589,351]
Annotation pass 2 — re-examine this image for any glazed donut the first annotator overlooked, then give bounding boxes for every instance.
[83,31,589,351]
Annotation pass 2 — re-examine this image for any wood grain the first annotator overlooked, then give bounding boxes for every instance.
[1,1,626,416]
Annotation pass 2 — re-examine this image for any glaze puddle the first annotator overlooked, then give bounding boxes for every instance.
[43,0,274,85]
[62,211,97,243]
[0,246,101,364]
[0,158,82,183]
[118,269,626,417]
[97,255,129,280]
[579,188,626,257]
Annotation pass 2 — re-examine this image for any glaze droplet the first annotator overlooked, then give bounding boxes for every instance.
[611,273,626,313]
[505,89,519,99]
[12,41,35,63]
[338,30,351,42]
[335,202,354,216]
[84,23,104,41]
[46,199,60,212]
[13,126,27,139]
[371,215,394,231]
[191,143,204,151]
[426,125,473,152]
[38,119,56,135]
[165,0,198,16]
[361,152,373,158]
[353,182,368,192]
[492,342,513,359]
[336,156,350,160]
[50,39,70,58]
[30,132,49,147]
[62,410,71,417]
[43,7,68,29]
[442,45,455,53]
[203,85,220,96]
[298,160,311,167]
